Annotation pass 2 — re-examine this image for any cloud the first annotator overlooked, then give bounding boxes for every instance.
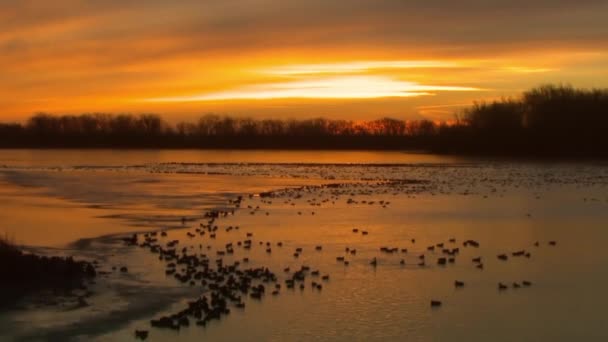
[1,1,608,119]
[263,61,461,75]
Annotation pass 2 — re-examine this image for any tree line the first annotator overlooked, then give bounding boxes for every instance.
[1,85,607,156]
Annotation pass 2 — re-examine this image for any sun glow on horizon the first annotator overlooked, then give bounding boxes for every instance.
[146,75,482,102]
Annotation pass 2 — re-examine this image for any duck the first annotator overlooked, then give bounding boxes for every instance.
[430,300,442,307]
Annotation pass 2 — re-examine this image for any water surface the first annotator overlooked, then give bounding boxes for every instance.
[1,150,607,341]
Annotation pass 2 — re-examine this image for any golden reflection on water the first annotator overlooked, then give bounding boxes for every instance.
[0,172,332,247]
[0,149,464,167]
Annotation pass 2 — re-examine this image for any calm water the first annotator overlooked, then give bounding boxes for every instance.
[1,150,607,341]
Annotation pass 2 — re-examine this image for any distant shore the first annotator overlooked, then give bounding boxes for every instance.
[1,85,606,157]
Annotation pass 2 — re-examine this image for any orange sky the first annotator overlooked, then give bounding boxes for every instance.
[2,0,608,122]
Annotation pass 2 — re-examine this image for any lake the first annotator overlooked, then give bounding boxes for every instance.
[1,149,607,341]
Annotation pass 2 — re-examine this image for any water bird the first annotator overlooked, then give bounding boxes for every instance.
[430,300,442,307]
[454,280,465,288]
[134,329,149,340]
[463,240,480,247]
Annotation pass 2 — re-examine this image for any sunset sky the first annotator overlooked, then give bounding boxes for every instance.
[2,0,608,122]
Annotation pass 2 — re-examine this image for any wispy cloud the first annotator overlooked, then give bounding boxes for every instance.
[147,76,481,102]
[503,66,557,73]
[264,60,460,75]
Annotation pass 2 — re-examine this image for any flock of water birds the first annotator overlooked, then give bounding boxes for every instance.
[103,180,562,340]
